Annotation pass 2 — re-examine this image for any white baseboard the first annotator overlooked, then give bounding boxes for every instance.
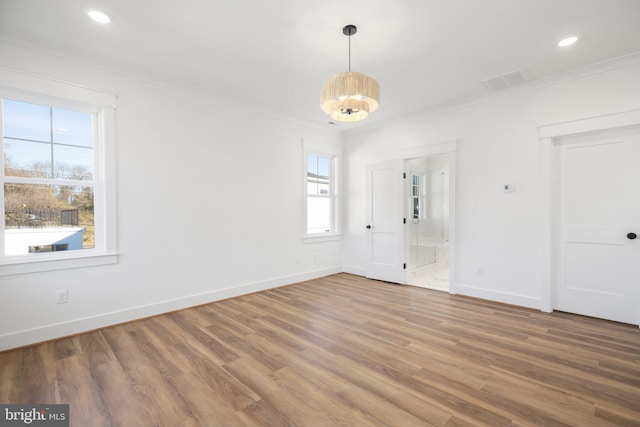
[455,283,541,310]
[0,266,341,351]
[341,265,366,277]
[340,273,540,310]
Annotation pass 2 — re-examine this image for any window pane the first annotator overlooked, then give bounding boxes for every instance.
[54,145,93,180]
[4,183,95,255]
[307,155,318,175]
[317,156,330,181]
[307,155,332,196]
[317,156,330,195]
[3,100,94,181]
[306,153,334,234]
[411,174,420,196]
[307,155,318,195]
[52,108,93,147]
[307,197,330,234]
[3,138,52,178]
[2,99,51,142]
[307,180,318,195]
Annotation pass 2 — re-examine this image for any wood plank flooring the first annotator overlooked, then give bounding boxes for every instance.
[1,273,639,426]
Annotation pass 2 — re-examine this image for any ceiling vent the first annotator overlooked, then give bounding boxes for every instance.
[481,69,531,91]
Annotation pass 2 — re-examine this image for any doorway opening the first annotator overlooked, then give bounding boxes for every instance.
[406,156,450,291]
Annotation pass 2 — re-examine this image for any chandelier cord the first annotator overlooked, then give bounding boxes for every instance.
[348,31,351,71]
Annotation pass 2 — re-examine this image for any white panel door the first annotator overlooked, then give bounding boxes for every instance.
[365,160,406,284]
[556,135,640,324]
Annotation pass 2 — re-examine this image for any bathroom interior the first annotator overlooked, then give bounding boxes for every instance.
[406,156,450,291]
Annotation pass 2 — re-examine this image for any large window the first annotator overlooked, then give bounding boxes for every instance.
[3,99,95,256]
[0,69,117,275]
[304,146,339,237]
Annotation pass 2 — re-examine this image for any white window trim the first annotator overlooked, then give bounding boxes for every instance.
[302,140,342,243]
[0,67,118,276]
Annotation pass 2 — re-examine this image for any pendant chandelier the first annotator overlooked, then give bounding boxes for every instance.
[321,25,380,123]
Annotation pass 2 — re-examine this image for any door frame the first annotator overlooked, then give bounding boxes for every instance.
[538,109,640,319]
[397,141,457,294]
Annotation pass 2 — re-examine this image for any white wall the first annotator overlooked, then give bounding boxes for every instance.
[0,41,342,350]
[343,56,640,308]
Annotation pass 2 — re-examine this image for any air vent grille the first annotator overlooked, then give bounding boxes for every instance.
[481,69,531,91]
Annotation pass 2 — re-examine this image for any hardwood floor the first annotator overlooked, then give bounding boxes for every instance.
[1,273,639,426]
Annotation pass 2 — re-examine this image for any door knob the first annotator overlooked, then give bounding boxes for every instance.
[627,232,637,240]
[366,225,371,229]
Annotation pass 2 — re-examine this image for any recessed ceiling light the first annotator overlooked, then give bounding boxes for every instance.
[558,36,578,47]
[88,10,112,24]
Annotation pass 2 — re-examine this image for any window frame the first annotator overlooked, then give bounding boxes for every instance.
[0,69,118,276]
[302,141,341,242]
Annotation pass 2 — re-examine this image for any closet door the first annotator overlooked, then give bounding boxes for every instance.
[555,134,640,324]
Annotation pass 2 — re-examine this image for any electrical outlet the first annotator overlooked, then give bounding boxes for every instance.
[57,289,68,304]
[476,265,485,276]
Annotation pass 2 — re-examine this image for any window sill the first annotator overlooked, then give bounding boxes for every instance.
[302,233,342,244]
[0,251,119,276]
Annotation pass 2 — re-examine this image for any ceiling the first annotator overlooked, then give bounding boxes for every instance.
[1,0,640,131]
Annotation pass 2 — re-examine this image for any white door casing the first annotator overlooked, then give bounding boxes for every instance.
[539,109,640,324]
[555,134,640,324]
[397,143,457,294]
[365,160,407,284]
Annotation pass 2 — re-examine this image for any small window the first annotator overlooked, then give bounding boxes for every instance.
[305,153,338,235]
[411,173,421,218]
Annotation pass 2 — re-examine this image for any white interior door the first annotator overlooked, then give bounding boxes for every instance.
[555,134,640,324]
[365,160,406,284]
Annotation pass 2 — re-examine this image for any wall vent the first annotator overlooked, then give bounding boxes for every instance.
[481,69,531,91]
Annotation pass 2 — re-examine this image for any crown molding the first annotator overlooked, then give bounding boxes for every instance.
[344,50,640,138]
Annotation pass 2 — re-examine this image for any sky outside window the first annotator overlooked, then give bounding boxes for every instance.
[3,99,94,179]
[307,155,331,196]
